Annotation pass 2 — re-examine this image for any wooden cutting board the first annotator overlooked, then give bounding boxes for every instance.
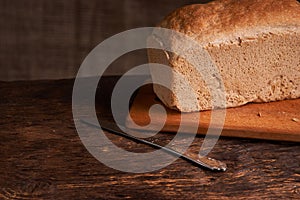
[126,85,300,142]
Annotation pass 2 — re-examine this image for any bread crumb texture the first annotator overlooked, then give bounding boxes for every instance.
[148,0,300,112]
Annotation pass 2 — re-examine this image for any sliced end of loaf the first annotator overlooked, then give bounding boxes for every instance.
[148,31,300,112]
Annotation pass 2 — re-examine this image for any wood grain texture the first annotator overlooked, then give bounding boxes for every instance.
[0,77,300,199]
[0,0,211,81]
[127,85,300,142]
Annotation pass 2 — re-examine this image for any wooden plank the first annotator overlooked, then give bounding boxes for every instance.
[127,85,300,142]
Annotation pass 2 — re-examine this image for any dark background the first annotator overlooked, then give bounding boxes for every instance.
[0,0,210,81]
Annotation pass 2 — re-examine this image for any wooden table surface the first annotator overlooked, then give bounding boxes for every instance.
[0,76,299,199]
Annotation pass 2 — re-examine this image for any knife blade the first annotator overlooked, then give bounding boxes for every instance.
[80,119,227,172]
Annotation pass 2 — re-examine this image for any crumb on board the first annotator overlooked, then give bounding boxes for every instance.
[257,112,262,117]
[292,118,299,122]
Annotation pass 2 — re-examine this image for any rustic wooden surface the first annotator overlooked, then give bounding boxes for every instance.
[0,0,210,81]
[0,76,300,199]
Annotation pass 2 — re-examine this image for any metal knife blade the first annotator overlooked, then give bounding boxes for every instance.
[80,119,227,172]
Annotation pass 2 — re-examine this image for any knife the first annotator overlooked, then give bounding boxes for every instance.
[80,119,227,172]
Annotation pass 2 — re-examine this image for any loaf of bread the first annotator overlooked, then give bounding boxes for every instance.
[148,0,300,112]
